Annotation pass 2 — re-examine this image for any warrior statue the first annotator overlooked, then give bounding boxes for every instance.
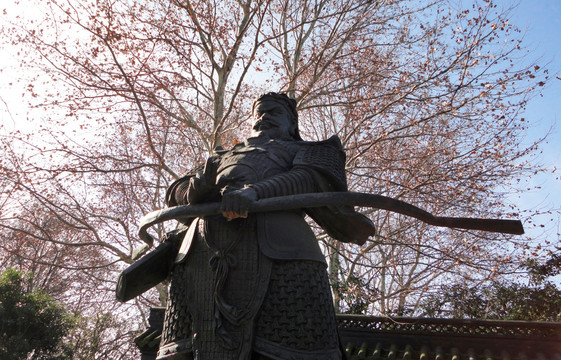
[156,92,376,359]
[117,92,523,359]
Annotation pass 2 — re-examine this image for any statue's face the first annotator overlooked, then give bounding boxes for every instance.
[251,99,296,140]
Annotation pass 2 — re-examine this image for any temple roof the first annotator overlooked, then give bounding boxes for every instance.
[136,308,561,359]
[339,314,561,359]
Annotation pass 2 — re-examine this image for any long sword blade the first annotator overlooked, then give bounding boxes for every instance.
[138,192,524,246]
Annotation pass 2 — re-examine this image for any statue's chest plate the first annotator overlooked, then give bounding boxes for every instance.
[216,141,296,188]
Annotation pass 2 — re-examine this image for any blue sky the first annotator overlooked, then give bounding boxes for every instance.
[500,0,561,242]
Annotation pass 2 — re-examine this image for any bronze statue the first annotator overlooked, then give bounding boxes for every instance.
[117,92,524,360]
[154,93,375,359]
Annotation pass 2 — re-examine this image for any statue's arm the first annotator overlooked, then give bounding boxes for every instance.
[220,167,319,220]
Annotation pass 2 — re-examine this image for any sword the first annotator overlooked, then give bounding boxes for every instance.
[137,192,524,247]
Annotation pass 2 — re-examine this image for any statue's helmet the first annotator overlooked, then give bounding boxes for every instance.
[252,92,302,141]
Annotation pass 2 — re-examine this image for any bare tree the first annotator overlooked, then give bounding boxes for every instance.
[0,0,551,353]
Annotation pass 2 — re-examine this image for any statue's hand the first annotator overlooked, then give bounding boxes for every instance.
[187,173,212,204]
[220,187,258,221]
[187,157,219,205]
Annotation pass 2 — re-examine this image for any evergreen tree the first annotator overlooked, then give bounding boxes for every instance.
[0,268,74,360]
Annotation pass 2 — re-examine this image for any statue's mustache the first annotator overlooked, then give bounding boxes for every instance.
[253,119,277,130]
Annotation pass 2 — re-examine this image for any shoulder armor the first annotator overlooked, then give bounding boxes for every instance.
[293,136,376,245]
[293,135,347,191]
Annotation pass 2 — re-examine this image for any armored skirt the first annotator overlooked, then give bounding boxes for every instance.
[157,215,341,360]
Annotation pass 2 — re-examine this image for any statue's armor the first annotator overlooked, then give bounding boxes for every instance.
[158,136,352,360]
